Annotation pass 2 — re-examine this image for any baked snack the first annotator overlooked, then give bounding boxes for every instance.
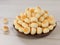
[3,18,8,24]
[13,6,56,38]
[2,25,9,32]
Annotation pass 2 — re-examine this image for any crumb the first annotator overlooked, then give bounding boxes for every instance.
[3,18,8,24]
[2,25,9,32]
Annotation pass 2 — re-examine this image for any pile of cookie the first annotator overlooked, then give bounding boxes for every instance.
[13,6,56,35]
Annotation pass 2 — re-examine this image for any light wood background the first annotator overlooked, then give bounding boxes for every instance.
[0,0,60,45]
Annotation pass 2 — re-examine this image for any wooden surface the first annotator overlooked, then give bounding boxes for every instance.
[0,0,60,45]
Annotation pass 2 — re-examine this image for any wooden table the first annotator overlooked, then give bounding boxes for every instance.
[0,0,60,45]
